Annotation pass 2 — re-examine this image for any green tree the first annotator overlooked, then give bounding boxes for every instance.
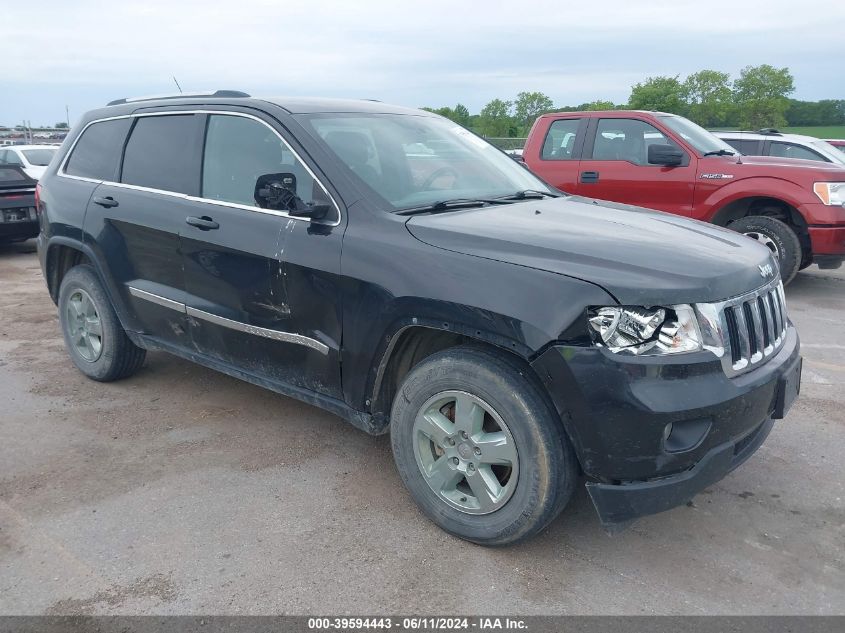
[627,76,685,113]
[580,99,615,111]
[452,103,471,127]
[732,64,795,129]
[513,91,554,132]
[478,99,515,137]
[682,70,732,127]
[54,122,69,129]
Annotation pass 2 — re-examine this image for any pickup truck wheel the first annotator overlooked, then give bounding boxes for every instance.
[730,216,801,284]
[390,346,577,545]
[58,264,146,382]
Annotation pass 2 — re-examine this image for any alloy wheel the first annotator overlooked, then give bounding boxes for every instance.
[743,230,780,258]
[412,390,519,515]
[66,289,103,362]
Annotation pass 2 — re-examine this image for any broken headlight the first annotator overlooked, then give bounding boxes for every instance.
[588,305,703,355]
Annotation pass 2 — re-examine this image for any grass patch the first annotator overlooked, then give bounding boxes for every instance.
[782,126,845,139]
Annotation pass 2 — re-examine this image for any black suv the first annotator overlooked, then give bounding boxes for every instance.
[37,92,802,545]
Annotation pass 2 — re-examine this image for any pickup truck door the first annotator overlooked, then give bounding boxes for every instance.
[180,111,344,399]
[575,117,697,216]
[523,117,587,194]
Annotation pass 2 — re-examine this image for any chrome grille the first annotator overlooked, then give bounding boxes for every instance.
[696,278,788,378]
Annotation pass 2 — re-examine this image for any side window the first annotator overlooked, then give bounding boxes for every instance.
[592,118,681,165]
[4,150,22,165]
[121,115,202,194]
[731,139,762,156]
[64,118,132,180]
[769,142,826,162]
[0,150,7,164]
[541,119,580,160]
[201,114,321,208]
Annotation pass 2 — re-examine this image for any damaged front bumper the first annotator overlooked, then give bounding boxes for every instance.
[532,326,801,528]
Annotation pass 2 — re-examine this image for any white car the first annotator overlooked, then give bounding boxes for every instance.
[0,145,59,180]
[714,130,845,166]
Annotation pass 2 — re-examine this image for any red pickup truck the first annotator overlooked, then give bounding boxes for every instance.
[523,110,845,283]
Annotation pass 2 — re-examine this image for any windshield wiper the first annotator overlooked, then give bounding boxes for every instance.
[396,198,509,216]
[495,189,559,201]
[702,149,736,157]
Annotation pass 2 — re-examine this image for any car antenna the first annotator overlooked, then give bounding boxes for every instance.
[172,76,183,94]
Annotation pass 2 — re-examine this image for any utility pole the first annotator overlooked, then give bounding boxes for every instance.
[65,104,70,127]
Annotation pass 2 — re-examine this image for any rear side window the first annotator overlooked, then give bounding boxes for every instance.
[64,118,132,180]
[541,119,580,160]
[121,115,202,194]
[769,142,826,162]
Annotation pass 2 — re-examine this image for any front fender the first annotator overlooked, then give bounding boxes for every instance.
[698,176,813,221]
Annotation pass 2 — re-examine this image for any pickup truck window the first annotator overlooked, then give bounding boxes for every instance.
[304,113,551,211]
[592,119,679,165]
[541,119,580,160]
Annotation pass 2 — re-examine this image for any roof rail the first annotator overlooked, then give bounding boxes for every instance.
[107,90,250,106]
[757,128,782,135]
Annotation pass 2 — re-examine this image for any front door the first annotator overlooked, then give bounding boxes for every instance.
[181,112,344,399]
[576,117,697,216]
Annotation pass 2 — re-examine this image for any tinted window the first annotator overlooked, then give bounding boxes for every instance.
[0,166,29,184]
[3,150,22,165]
[769,141,826,162]
[121,115,201,194]
[64,118,132,180]
[22,149,56,166]
[592,119,682,165]
[202,114,321,208]
[541,119,580,160]
[729,139,763,156]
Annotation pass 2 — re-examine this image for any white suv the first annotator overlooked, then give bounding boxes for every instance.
[714,130,845,166]
[0,145,59,180]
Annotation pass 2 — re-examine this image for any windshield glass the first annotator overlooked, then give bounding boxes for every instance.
[21,148,56,166]
[300,113,553,210]
[811,140,845,165]
[658,115,737,156]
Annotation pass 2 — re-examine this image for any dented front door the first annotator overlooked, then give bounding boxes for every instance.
[181,204,344,399]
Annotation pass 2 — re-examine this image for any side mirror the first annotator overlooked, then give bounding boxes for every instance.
[648,144,684,166]
[254,172,331,221]
[288,202,331,220]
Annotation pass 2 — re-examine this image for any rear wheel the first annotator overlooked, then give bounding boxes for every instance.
[730,216,802,284]
[390,346,578,545]
[58,264,146,381]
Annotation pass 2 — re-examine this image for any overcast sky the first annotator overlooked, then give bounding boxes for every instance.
[2,0,843,127]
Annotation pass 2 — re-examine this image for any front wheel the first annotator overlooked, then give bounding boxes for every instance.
[730,216,802,284]
[390,346,578,545]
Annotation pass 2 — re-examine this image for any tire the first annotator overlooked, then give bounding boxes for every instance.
[58,264,146,381]
[390,346,578,546]
[730,216,802,284]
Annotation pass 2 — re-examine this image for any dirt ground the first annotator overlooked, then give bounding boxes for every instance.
[1,239,843,615]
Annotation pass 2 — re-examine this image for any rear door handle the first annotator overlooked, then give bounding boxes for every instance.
[93,196,119,208]
[580,171,599,184]
[185,215,219,230]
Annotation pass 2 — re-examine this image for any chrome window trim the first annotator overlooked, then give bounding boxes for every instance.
[127,285,330,355]
[57,110,342,227]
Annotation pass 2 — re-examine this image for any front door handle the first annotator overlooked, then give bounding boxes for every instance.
[580,171,600,184]
[93,196,119,208]
[185,216,219,230]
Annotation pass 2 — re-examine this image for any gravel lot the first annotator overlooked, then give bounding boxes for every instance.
[1,239,843,615]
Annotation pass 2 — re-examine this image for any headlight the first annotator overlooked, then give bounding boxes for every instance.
[813,182,845,206]
[588,305,703,355]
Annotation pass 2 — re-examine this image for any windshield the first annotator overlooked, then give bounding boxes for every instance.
[811,140,845,165]
[300,113,553,210]
[21,148,56,166]
[658,115,738,156]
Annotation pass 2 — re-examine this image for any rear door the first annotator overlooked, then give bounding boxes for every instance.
[83,113,204,349]
[524,117,586,193]
[575,117,697,215]
[180,111,344,399]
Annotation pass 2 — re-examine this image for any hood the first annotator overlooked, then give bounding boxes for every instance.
[705,154,845,178]
[405,196,779,305]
